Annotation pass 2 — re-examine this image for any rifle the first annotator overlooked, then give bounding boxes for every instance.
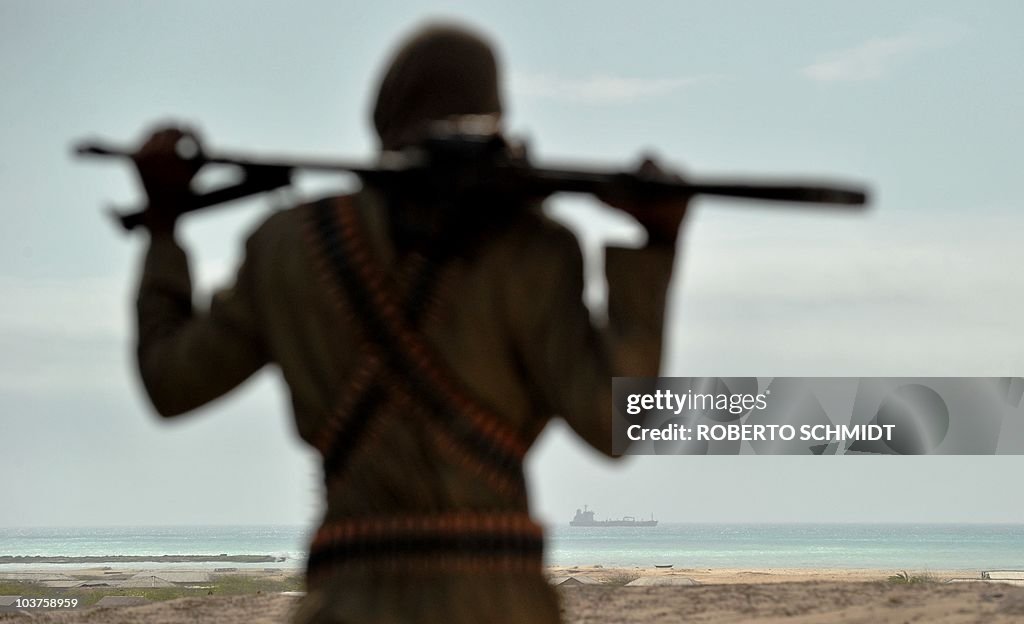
[74,125,869,231]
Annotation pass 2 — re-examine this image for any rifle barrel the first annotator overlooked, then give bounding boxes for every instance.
[522,166,867,206]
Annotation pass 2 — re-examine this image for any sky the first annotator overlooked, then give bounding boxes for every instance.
[1,0,1023,528]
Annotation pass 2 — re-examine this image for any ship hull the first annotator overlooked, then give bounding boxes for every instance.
[569,520,658,527]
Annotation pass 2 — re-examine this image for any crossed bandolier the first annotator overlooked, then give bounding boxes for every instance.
[302,197,545,580]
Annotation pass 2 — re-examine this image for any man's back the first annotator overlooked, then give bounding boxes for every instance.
[135,187,675,622]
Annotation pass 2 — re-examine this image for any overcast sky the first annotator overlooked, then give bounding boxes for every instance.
[2,0,1023,528]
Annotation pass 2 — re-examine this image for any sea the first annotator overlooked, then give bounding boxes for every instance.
[1,524,1022,571]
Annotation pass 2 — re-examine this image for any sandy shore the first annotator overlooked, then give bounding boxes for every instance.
[547,564,980,584]
[2,566,1023,623]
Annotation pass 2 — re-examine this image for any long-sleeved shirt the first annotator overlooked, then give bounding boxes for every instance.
[136,188,676,623]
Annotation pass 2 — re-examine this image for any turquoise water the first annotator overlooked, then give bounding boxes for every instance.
[546,523,1024,569]
[2,524,1022,570]
[0,525,310,568]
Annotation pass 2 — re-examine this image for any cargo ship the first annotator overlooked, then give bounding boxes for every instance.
[569,505,658,527]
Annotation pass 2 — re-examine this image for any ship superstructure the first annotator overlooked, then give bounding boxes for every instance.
[569,505,657,527]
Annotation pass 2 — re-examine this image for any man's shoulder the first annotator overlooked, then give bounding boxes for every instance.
[502,207,582,258]
[243,194,348,251]
[242,196,583,267]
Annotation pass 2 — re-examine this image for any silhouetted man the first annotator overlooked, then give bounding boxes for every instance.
[132,22,687,624]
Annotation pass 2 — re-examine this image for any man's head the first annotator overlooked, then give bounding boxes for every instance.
[372,22,503,151]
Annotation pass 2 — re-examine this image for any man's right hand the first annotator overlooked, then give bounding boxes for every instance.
[597,158,689,246]
[132,126,204,234]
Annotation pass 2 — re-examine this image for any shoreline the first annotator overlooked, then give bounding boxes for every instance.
[0,555,285,565]
[0,560,1006,579]
[0,564,1009,585]
[547,565,987,585]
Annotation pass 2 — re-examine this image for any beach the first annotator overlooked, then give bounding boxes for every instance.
[3,565,1024,623]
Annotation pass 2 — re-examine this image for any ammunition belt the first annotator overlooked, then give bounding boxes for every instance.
[306,512,544,579]
[304,196,530,497]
